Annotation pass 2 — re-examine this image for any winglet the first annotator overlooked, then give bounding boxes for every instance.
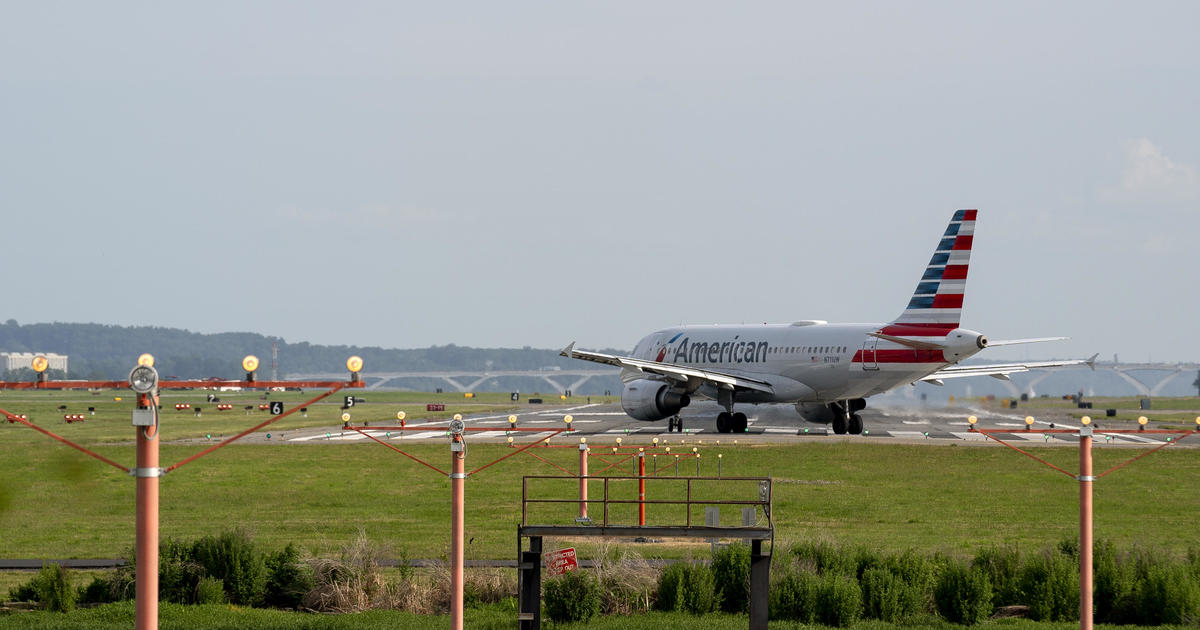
[1086,353,1098,371]
[560,342,576,358]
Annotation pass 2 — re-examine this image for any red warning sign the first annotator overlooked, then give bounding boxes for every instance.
[544,547,578,576]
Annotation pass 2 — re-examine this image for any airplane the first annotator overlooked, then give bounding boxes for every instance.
[561,209,1095,434]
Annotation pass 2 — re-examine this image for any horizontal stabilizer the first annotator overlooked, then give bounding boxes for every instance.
[986,336,1068,347]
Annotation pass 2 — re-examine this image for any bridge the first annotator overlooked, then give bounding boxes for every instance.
[284,369,618,393]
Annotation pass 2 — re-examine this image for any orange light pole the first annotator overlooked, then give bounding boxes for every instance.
[450,429,466,630]
[135,390,159,630]
[637,450,646,526]
[579,438,589,519]
[1079,422,1094,630]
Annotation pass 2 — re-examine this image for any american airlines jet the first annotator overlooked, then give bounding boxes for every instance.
[562,210,1093,434]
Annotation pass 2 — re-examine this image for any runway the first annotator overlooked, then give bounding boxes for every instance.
[278,401,1191,447]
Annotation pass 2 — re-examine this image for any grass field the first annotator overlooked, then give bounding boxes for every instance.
[0,602,1181,629]
[1,436,1197,562]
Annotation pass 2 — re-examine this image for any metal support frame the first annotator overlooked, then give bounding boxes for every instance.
[518,474,773,629]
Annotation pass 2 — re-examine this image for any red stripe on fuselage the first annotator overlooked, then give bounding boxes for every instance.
[942,265,968,280]
[879,324,957,336]
[852,349,947,363]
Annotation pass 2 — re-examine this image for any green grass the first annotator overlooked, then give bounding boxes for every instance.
[1,438,1198,562]
[0,602,1181,630]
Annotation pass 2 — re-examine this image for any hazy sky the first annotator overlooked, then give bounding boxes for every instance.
[2,2,1198,362]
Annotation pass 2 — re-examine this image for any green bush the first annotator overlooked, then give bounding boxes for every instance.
[861,567,920,622]
[195,576,226,605]
[973,545,1022,606]
[791,540,856,577]
[544,569,600,623]
[1018,549,1078,621]
[933,561,992,625]
[655,563,716,614]
[77,575,118,605]
[264,543,313,609]
[1094,540,1135,623]
[31,563,78,613]
[769,566,819,622]
[159,538,207,604]
[816,573,862,627]
[192,529,268,606]
[711,543,750,613]
[1133,563,1200,625]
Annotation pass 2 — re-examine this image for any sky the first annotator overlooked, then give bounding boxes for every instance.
[1,2,1198,361]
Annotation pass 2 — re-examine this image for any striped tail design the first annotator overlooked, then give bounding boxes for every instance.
[887,209,977,333]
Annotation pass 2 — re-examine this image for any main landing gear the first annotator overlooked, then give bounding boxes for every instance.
[668,415,684,433]
[830,400,864,435]
[716,411,748,433]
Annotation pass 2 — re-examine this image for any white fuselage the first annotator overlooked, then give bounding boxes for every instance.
[627,321,983,404]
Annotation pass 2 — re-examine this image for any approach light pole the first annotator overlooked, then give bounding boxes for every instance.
[449,415,466,630]
[129,354,160,630]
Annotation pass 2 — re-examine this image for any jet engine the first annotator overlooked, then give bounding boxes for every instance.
[621,379,691,421]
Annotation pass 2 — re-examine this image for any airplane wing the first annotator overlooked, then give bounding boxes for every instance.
[920,353,1098,385]
[560,343,775,394]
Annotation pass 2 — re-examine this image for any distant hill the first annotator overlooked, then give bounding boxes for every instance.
[0,320,621,392]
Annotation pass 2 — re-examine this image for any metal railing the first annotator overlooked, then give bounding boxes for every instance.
[521,475,771,529]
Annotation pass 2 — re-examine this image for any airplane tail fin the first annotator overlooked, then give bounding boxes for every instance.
[887,209,977,333]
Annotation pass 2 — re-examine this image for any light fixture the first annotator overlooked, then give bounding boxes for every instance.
[137,353,155,368]
[1138,416,1148,426]
[346,356,364,373]
[1025,416,1035,426]
[564,415,573,425]
[243,355,259,372]
[396,411,406,421]
[967,415,978,425]
[1081,416,1091,426]
[129,364,159,394]
[31,356,48,373]
[449,417,465,434]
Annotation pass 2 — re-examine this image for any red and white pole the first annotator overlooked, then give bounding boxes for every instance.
[638,451,646,526]
[579,440,589,519]
[1079,423,1094,630]
[135,393,159,630]
[450,433,465,630]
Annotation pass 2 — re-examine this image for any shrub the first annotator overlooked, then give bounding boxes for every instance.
[769,566,819,622]
[934,561,992,625]
[861,567,920,622]
[544,569,601,623]
[192,529,267,606]
[883,549,937,613]
[791,540,856,577]
[973,545,1022,606]
[77,574,118,605]
[158,538,207,604]
[1132,563,1200,625]
[195,576,226,604]
[32,563,78,613]
[711,543,750,613]
[264,543,313,609]
[817,573,862,627]
[1018,549,1078,621]
[1094,540,1135,623]
[655,563,717,614]
[303,532,393,612]
[593,546,655,614]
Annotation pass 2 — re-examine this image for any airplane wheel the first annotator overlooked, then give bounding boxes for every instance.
[848,414,863,435]
[716,412,731,433]
[733,412,748,433]
[832,415,848,434]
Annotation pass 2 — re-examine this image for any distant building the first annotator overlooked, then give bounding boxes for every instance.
[0,352,69,374]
